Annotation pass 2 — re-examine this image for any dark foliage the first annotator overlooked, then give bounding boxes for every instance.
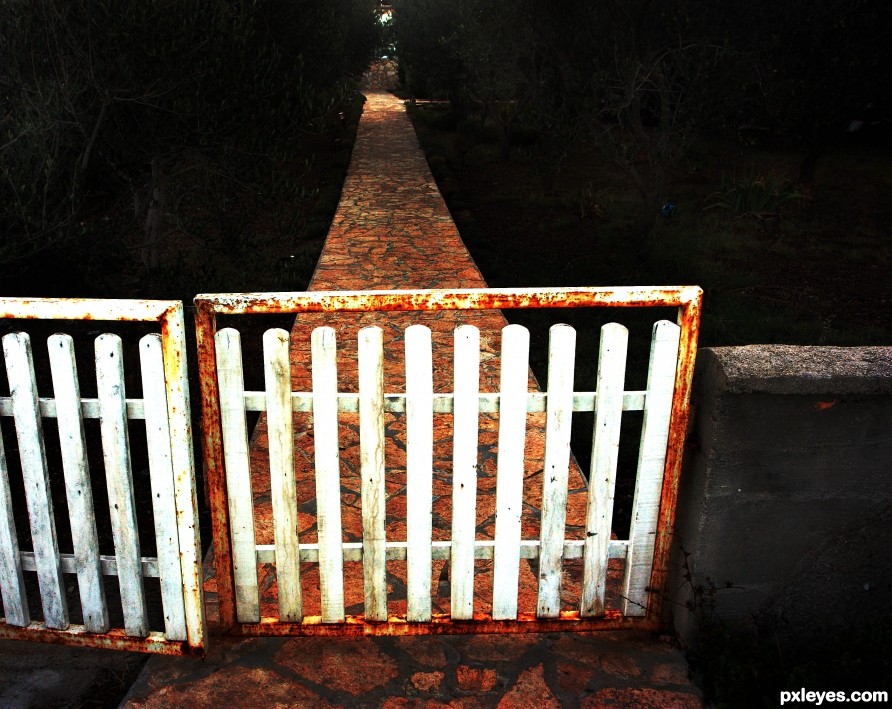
[0,0,379,265]
[393,0,891,234]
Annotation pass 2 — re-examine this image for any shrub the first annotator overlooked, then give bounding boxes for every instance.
[0,0,378,265]
[391,0,465,100]
[704,173,807,219]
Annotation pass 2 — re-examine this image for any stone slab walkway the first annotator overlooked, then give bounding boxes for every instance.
[123,630,698,708]
[221,89,602,622]
[122,91,701,707]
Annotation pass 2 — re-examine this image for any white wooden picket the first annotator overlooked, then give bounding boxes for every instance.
[311,326,346,623]
[264,328,302,622]
[215,328,260,623]
[213,317,683,627]
[48,334,109,634]
[537,324,575,618]
[405,324,434,622]
[581,323,628,617]
[140,335,187,640]
[358,326,387,621]
[492,324,530,620]
[0,392,30,628]
[96,334,150,637]
[4,333,69,630]
[450,324,480,620]
[622,320,682,615]
[0,297,205,655]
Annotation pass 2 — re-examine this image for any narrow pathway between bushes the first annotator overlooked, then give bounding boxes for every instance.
[123,91,701,708]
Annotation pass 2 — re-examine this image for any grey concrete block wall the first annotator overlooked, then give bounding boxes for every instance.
[670,345,892,648]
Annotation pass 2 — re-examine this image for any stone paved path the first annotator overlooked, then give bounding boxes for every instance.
[230,88,600,622]
[123,91,701,707]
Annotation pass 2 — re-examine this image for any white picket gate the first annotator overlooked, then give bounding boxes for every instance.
[0,287,699,651]
[195,286,702,635]
[0,298,205,655]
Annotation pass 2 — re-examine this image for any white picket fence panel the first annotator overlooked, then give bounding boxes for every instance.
[213,319,681,625]
[0,298,204,655]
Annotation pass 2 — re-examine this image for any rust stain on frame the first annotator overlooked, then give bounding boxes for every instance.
[194,286,702,316]
[193,300,237,631]
[230,610,640,637]
[0,297,173,321]
[0,624,202,655]
[647,288,703,626]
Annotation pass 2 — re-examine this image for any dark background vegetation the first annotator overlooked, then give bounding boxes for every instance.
[392,1,892,706]
[2,0,891,705]
[1,0,380,300]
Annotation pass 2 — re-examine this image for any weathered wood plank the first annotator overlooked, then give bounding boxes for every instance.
[159,301,204,648]
[139,334,186,640]
[450,325,480,620]
[358,327,387,621]
[264,328,302,622]
[48,334,109,634]
[3,333,68,630]
[622,320,681,616]
[95,334,148,637]
[0,427,29,627]
[215,328,260,623]
[0,398,146,419]
[311,326,345,623]
[255,537,628,564]
[492,324,530,620]
[235,391,647,415]
[405,325,433,622]
[581,323,629,616]
[0,390,651,419]
[536,324,576,618]
[20,551,162,577]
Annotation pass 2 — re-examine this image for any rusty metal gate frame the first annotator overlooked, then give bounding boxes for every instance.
[0,298,206,655]
[194,286,702,637]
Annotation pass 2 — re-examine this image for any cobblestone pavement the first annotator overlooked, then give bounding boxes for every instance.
[123,631,699,708]
[122,91,702,707]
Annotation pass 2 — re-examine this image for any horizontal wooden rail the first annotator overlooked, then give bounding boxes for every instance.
[252,539,630,564]
[238,391,648,413]
[19,552,162,578]
[0,398,148,419]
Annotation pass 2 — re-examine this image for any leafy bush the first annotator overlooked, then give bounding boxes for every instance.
[391,0,466,100]
[704,173,807,219]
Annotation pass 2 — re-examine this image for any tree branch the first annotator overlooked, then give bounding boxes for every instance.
[80,98,108,173]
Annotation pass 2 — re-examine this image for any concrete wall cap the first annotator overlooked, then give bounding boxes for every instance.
[700,345,892,395]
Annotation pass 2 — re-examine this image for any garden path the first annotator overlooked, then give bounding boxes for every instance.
[122,90,701,708]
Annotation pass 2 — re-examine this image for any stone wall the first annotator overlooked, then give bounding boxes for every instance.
[670,345,892,648]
